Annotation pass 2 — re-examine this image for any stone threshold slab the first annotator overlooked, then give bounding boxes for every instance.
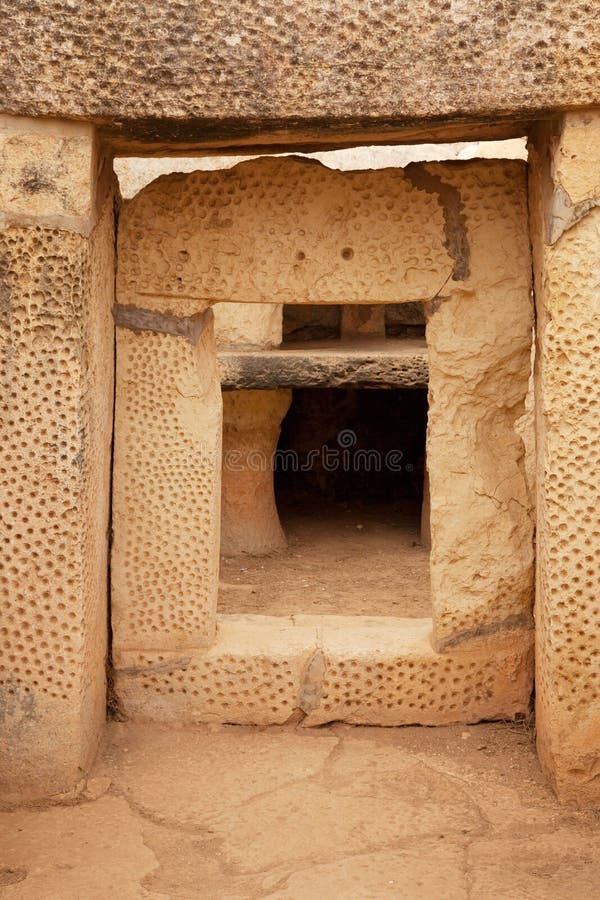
[114,614,533,727]
[217,339,428,389]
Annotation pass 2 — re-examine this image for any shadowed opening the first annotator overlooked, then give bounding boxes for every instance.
[219,387,431,618]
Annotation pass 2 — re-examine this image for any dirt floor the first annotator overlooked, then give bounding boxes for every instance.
[2,721,600,898]
[219,503,431,617]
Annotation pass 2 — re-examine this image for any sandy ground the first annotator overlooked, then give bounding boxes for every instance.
[219,504,431,617]
[2,720,600,898]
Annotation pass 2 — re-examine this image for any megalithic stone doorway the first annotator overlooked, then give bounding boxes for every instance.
[111,157,534,727]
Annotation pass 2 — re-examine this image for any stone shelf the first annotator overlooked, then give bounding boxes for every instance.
[217,338,428,390]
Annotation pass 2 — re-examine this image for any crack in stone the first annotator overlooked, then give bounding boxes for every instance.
[404,164,470,281]
[113,303,211,344]
[473,487,530,513]
[108,784,218,837]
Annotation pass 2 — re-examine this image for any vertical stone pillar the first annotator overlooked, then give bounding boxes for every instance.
[221,389,292,555]
[213,299,287,556]
[111,310,222,654]
[529,113,600,803]
[0,116,115,801]
[425,161,534,651]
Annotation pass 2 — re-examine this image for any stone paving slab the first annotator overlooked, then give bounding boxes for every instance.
[2,721,600,898]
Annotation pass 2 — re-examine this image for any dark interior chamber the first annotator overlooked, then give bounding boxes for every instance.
[275,387,428,515]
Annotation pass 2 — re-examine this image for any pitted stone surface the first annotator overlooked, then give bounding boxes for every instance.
[1,2,600,139]
[113,615,533,727]
[304,618,533,727]
[111,313,222,653]
[114,616,316,725]
[0,188,115,800]
[117,157,453,310]
[530,114,600,804]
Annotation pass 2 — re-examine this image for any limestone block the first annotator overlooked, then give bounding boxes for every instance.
[530,115,600,804]
[114,615,318,725]
[213,301,282,349]
[217,342,428,390]
[2,3,600,141]
[0,116,97,234]
[0,169,115,801]
[552,113,600,211]
[117,158,454,309]
[221,389,291,556]
[111,311,222,653]
[426,161,534,649]
[113,615,533,727]
[303,618,533,727]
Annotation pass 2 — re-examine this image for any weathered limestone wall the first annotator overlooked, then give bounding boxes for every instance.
[426,161,534,649]
[0,117,115,802]
[529,113,600,804]
[111,309,222,654]
[221,390,291,556]
[1,3,599,148]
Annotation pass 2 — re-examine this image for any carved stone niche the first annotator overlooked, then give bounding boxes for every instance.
[111,157,534,727]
